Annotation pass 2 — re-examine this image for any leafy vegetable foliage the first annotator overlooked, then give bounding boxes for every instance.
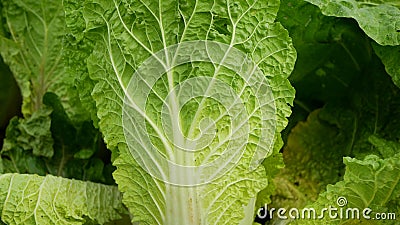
[0,173,125,225]
[278,0,372,104]
[273,54,400,218]
[65,0,296,224]
[0,0,84,118]
[302,0,400,90]
[0,1,125,224]
[304,0,400,46]
[0,0,115,183]
[268,0,400,224]
[291,153,400,225]
[0,0,399,224]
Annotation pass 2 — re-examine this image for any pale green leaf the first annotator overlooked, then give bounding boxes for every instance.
[0,173,126,225]
[65,0,296,224]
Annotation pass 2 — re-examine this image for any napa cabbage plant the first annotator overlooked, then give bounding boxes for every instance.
[0,0,296,224]
[64,0,295,224]
[0,0,126,224]
[3,0,399,224]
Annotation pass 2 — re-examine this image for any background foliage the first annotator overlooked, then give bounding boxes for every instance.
[0,0,399,224]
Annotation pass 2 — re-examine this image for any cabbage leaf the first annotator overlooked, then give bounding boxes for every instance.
[0,173,125,225]
[294,152,400,225]
[65,0,296,224]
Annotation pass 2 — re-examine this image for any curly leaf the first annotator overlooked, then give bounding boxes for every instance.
[2,108,53,158]
[295,152,400,225]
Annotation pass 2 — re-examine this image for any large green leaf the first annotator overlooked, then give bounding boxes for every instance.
[65,0,296,224]
[303,0,400,46]
[0,173,126,225]
[294,152,400,225]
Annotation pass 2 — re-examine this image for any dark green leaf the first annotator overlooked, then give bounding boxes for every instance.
[373,44,400,88]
